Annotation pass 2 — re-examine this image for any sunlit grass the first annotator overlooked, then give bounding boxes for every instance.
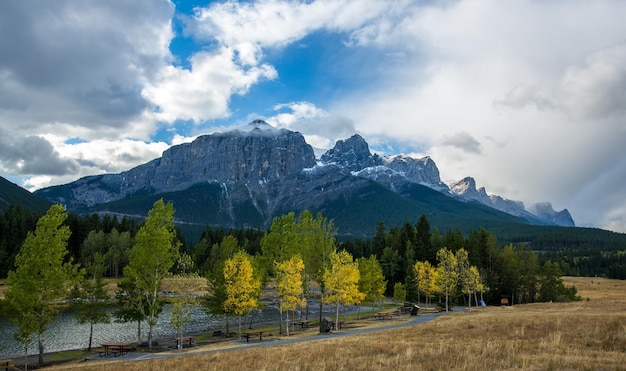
[40,277,626,370]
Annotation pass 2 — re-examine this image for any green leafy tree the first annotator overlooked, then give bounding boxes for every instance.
[499,244,521,305]
[436,247,458,312]
[456,248,475,309]
[357,255,386,315]
[105,229,133,278]
[124,199,180,349]
[297,211,336,322]
[203,235,239,335]
[324,250,364,329]
[261,213,298,273]
[538,260,565,302]
[3,204,81,365]
[261,211,336,322]
[275,255,306,335]
[168,270,200,351]
[223,251,260,339]
[70,253,110,351]
[114,278,149,344]
[393,282,407,305]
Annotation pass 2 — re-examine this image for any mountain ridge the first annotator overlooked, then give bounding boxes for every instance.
[34,120,574,235]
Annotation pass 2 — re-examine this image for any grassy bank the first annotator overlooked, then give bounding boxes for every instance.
[39,276,626,370]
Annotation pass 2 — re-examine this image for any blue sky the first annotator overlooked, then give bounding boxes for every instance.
[1,0,626,233]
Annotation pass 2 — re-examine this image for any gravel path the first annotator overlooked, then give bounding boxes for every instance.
[105,309,451,365]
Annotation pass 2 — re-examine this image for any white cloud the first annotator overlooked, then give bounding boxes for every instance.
[142,47,278,123]
[191,0,388,50]
[326,0,626,231]
[264,101,357,149]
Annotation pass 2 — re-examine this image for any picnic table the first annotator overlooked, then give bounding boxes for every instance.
[100,343,134,357]
[293,319,311,329]
[243,331,264,342]
[174,336,195,348]
[374,312,395,320]
[0,359,14,370]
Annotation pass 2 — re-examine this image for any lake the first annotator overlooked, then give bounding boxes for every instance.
[0,304,280,359]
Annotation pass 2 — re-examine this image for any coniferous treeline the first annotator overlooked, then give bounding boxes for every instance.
[1,203,624,287]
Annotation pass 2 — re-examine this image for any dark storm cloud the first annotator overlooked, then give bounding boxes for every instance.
[0,0,173,129]
[0,134,78,176]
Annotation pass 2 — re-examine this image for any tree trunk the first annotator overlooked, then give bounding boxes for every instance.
[88,321,94,351]
[38,332,44,365]
[225,313,230,336]
[137,320,142,344]
[24,343,29,371]
[305,299,310,321]
[238,315,242,340]
[279,306,283,335]
[178,328,183,351]
[335,302,340,331]
[148,323,153,349]
[285,311,290,336]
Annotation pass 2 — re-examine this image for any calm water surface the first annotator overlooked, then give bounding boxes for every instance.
[0,304,279,359]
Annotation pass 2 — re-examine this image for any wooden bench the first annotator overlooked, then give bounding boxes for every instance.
[0,359,14,370]
[100,343,133,357]
[243,331,264,342]
[174,336,195,348]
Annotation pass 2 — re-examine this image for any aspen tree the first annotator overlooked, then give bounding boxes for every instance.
[275,255,306,335]
[436,248,458,312]
[223,251,260,339]
[324,250,364,329]
[357,255,386,315]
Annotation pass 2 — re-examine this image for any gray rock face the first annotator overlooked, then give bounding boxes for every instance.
[528,202,575,227]
[450,176,575,227]
[321,135,447,191]
[38,120,316,208]
[36,120,575,228]
[320,134,381,171]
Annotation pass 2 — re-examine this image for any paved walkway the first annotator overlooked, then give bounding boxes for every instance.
[106,310,450,364]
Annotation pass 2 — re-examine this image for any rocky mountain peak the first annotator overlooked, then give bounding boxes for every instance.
[450,177,482,199]
[450,177,575,227]
[528,202,575,227]
[233,119,285,136]
[320,134,382,171]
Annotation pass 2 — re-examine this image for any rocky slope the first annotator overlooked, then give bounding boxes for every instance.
[449,177,574,227]
[35,120,574,231]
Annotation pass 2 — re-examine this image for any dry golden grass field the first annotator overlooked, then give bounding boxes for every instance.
[40,276,626,371]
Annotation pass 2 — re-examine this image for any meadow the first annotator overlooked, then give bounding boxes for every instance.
[41,276,626,370]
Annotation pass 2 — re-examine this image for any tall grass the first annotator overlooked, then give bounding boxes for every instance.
[48,277,626,370]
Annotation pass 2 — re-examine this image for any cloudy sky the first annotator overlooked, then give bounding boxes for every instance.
[1,0,625,232]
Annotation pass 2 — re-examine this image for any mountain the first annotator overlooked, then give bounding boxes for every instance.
[0,175,52,212]
[449,177,575,227]
[35,120,569,237]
